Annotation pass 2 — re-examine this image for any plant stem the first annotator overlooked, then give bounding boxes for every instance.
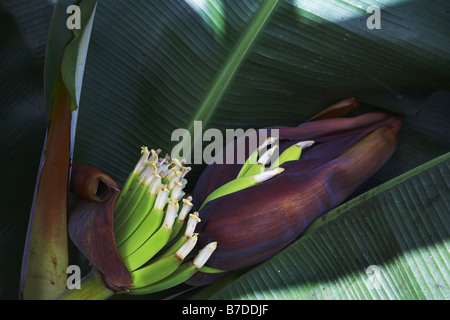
[20,72,72,299]
[57,269,114,300]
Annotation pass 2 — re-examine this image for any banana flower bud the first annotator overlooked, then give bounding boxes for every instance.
[188,98,402,285]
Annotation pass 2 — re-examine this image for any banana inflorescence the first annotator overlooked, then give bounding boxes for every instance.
[189,104,403,285]
[58,99,402,298]
[113,146,217,294]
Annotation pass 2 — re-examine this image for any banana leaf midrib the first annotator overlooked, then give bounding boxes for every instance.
[185,0,281,135]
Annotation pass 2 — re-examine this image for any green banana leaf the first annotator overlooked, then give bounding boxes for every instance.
[1,0,449,299]
[0,1,49,299]
[71,0,449,187]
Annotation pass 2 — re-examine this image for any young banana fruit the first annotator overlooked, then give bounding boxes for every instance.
[270,140,314,169]
[107,146,218,295]
[114,147,160,210]
[127,241,217,295]
[236,136,278,178]
[198,138,314,211]
[199,167,284,211]
[114,141,293,293]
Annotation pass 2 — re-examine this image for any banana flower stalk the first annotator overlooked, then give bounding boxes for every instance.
[187,98,403,286]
